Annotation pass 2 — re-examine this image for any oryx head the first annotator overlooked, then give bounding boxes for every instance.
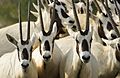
[6,0,35,69]
[94,0,119,40]
[34,0,58,62]
[69,0,93,63]
[102,38,120,62]
[32,0,74,28]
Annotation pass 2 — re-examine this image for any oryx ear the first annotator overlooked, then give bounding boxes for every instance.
[6,34,18,46]
[102,38,111,45]
[33,3,39,12]
[102,38,120,47]
[30,11,38,17]
[51,22,57,38]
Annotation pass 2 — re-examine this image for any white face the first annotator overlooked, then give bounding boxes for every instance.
[76,31,92,63]
[34,22,57,62]
[6,34,35,69]
[97,13,118,40]
[68,24,93,63]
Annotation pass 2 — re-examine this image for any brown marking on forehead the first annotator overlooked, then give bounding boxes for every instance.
[82,39,89,51]
[107,21,113,31]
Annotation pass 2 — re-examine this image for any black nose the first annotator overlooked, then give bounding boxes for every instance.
[82,56,90,61]
[43,55,51,61]
[21,63,29,69]
[69,20,75,24]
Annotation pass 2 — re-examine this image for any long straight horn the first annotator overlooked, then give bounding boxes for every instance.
[113,0,120,21]
[38,0,44,32]
[85,0,89,34]
[27,0,31,41]
[93,0,102,13]
[72,0,81,32]
[18,1,23,43]
[101,0,120,37]
[49,0,56,33]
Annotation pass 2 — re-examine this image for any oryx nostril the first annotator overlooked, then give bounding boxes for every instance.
[21,63,29,69]
[82,55,90,61]
[43,55,51,60]
[69,20,75,24]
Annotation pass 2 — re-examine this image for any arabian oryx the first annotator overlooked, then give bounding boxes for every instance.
[89,0,120,42]
[32,0,63,78]
[0,1,38,78]
[59,0,98,78]
[91,0,120,78]
[0,0,74,57]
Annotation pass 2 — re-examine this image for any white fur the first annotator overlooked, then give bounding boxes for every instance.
[91,37,120,78]
[59,39,98,78]
[32,42,63,78]
[0,49,38,78]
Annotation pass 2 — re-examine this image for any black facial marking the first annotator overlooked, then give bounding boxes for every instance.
[44,40,50,51]
[61,8,69,18]
[82,39,89,51]
[69,20,74,24]
[111,34,117,39]
[107,21,113,31]
[102,13,108,17]
[56,1,60,5]
[115,8,118,15]
[81,7,84,14]
[109,0,114,4]
[116,43,120,62]
[98,19,108,39]
[22,48,29,60]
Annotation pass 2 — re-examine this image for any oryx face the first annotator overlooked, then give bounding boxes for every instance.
[53,1,75,26]
[6,34,35,69]
[74,26,93,63]
[35,22,57,62]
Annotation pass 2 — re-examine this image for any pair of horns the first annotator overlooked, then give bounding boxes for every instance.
[18,0,31,43]
[37,0,56,36]
[72,0,90,34]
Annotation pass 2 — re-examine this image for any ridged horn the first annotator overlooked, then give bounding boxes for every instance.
[27,0,31,41]
[72,0,81,32]
[85,0,89,34]
[18,1,23,43]
[93,0,102,13]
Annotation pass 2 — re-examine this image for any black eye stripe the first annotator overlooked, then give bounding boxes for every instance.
[107,21,113,31]
[102,13,108,17]
[61,8,69,18]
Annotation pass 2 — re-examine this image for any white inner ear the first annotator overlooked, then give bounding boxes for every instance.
[50,22,57,38]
